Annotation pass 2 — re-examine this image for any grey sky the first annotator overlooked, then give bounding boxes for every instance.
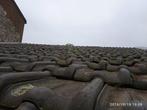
[15,0,147,47]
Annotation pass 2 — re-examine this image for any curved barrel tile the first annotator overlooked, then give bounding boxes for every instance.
[69,78,104,110]
[0,44,147,110]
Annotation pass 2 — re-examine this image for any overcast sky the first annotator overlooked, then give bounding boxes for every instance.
[15,0,147,47]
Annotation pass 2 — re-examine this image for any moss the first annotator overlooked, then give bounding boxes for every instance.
[11,84,34,96]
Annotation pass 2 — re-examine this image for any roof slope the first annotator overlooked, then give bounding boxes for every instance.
[0,43,146,110]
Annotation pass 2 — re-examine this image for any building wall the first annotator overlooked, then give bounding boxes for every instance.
[0,0,26,42]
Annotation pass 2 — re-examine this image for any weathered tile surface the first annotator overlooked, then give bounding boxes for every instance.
[0,43,146,110]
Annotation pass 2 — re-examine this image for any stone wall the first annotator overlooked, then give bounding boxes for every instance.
[0,5,20,42]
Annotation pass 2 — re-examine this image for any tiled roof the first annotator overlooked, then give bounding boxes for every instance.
[0,43,146,110]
